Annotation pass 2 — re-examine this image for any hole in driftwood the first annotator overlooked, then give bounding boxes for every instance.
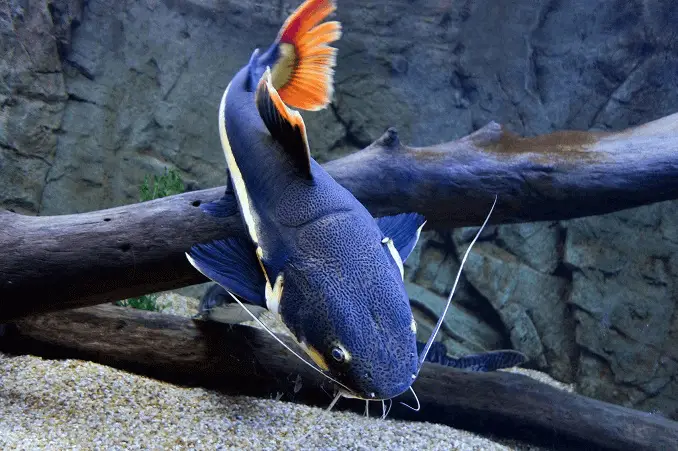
[103,218,111,222]
[191,200,201,207]
[120,243,131,252]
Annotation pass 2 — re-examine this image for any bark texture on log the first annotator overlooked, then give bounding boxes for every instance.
[1,113,678,320]
[1,305,676,451]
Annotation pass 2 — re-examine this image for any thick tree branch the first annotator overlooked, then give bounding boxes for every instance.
[328,113,678,224]
[1,113,678,319]
[1,305,675,451]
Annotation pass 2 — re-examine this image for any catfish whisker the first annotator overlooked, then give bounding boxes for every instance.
[385,398,393,419]
[398,386,421,412]
[410,386,420,412]
[364,400,369,418]
[224,291,354,394]
[416,195,498,371]
[398,400,416,411]
[381,400,386,420]
[294,392,343,447]
[326,391,342,412]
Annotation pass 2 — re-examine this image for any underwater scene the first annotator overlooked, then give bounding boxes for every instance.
[1,0,678,449]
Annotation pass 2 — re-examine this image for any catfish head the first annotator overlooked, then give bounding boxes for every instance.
[277,211,425,401]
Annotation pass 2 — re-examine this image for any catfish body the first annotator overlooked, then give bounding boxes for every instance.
[187,0,426,400]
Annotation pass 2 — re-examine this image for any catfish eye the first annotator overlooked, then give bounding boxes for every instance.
[331,347,345,362]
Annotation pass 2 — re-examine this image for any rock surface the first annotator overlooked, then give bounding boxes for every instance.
[1,0,678,419]
[0,0,73,213]
[564,203,678,417]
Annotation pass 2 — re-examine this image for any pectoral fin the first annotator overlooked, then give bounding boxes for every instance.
[186,237,266,307]
[377,213,426,262]
[255,68,313,180]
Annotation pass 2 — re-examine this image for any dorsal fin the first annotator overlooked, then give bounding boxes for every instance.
[270,0,341,111]
[255,67,313,180]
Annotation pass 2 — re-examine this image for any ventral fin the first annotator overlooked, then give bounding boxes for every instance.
[271,0,341,111]
[255,68,313,180]
[196,283,267,324]
[200,191,238,218]
[376,213,427,262]
[186,237,266,307]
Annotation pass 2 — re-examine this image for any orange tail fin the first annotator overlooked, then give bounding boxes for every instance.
[270,0,342,111]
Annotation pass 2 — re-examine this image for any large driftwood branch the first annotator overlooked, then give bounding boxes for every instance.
[2,113,678,320]
[1,305,676,451]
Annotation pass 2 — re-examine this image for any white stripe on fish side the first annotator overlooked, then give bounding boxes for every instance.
[218,83,261,246]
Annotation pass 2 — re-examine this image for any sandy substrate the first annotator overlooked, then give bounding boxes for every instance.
[0,293,571,450]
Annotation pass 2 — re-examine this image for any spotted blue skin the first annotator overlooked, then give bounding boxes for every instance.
[222,60,418,400]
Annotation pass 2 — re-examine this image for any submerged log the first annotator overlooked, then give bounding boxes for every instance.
[2,113,678,320]
[1,304,676,451]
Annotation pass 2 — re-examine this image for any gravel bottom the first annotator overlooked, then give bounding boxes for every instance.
[0,353,548,451]
[0,293,564,450]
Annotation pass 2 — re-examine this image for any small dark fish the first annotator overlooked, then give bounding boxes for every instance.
[416,341,528,372]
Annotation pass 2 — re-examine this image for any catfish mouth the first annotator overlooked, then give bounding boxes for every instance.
[335,373,416,401]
